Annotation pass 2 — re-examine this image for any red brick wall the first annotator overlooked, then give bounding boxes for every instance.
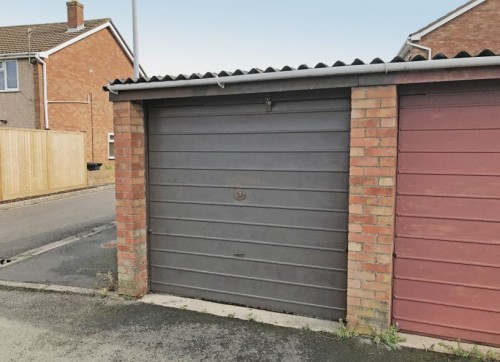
[347,85,398,334]
[114,101,148,297]
[67,1,84,30]
[111,85,402,326]
[409,0,500,59]
[44,27,133,184]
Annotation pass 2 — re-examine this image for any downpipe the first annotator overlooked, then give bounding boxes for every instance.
[34,54,50,129]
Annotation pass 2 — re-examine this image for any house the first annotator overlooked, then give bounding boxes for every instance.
[0,0,140,185]
[398,0,500,60]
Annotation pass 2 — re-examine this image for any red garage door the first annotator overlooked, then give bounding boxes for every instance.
[393,85,500,346]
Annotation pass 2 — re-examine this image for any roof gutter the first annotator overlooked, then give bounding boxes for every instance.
[0,52,32,60]
[106,56,500,94]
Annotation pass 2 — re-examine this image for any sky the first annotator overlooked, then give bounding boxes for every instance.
[2,0,468,76]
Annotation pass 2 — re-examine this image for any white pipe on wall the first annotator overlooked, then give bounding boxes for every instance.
[34,54,50,130]
[406,40,432,60]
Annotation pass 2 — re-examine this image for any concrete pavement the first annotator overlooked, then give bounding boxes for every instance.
[0,188,116,259]
[0,289,468,362]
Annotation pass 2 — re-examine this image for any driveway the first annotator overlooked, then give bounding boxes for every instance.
[0,289,468,362]
[0,226,117,290]
[0,188,116,259]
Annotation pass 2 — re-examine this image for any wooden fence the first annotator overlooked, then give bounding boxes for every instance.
[0,128,87,201]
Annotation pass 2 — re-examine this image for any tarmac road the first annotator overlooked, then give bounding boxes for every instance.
[0,289,469,362]
[0,188,116,259]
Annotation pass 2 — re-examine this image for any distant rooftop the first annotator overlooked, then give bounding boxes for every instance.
[0,18,110,54]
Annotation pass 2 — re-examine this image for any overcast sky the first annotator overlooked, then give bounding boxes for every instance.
[2,0,467,76]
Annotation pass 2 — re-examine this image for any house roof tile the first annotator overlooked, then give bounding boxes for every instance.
[0,18,110,54]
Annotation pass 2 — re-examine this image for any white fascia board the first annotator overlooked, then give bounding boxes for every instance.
[42,22,145,76]
[43,23,110,57]
[396,39,411,58]
[410,0,486,41]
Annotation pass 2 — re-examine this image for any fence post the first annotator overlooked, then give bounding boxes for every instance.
[83,131,88,187]
[46,131,52,192]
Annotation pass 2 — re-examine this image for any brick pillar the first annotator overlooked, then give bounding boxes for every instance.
[113,101,148,297]
[346,85,398,334]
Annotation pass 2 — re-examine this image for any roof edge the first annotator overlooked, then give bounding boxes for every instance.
[0,18,110,30]
[409,0,486,41]
[41,21,146,77]
[105,55,500,95]
[0,52,32,60]
[397,0,487,58]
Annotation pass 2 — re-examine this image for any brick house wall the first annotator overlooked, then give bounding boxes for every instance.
[408,0,500,59]
[41,28,133,185]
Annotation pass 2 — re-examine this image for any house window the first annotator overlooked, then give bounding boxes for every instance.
[0,61,19,91]
[108,133,115,160]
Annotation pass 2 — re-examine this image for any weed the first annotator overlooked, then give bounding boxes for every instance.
[439,341,499,361]
[120,295,136,302]
[247,312,256,322]
[227,313,236,318]
[372,325,406,350]
[97,289,108,298]
[423,344,435,352]
[96,271,117,292]
[180,305,188,310]
[335,319,358,339]
[302,324,311,331]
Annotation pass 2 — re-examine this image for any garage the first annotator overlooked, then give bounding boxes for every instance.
[109,54,500,345]
[393,83,500,346]
[146,90,351,319]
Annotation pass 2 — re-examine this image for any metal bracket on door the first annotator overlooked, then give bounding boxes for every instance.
[265,97,273,112]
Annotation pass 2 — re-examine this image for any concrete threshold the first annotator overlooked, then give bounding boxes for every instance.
[140,293,340,333]
[400,333,500,358]
[0,185,115,211]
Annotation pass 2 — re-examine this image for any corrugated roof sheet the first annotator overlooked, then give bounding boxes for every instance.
[110,49,498,85]
[0,18,110,54]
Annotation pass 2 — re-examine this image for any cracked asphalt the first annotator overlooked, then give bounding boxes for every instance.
[0,289,469,362]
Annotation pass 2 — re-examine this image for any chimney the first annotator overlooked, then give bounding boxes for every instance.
[67,0,84,32]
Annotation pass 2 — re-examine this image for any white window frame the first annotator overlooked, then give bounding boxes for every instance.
[108,133,115,160]
[0,60,19,92]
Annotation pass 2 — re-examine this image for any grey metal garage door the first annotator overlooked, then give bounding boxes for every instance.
[147,90,350,319]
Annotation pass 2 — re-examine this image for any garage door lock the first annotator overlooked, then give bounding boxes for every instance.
[233,190,247,201]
